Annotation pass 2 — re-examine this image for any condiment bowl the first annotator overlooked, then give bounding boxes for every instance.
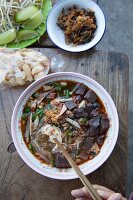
[46,0,106,52]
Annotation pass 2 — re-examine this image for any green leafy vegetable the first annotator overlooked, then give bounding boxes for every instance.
[50,158,55,167]
[65,129,73,138]
[21,113,28,121]
[79,118,88,125]
[64,89,70,98]
[5,0,52,48]
[24,106,31,113]
[28,143,34,153]
[28,133,31,142]
[52,82,67,91]
[32,107,44,120]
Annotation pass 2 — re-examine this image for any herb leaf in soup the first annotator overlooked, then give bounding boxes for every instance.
[28,143,34,153]
[65,129,73,138]
[24,106,31,113]
[32,108,44,120]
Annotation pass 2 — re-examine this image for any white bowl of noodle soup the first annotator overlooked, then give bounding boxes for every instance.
[11,72,119,180]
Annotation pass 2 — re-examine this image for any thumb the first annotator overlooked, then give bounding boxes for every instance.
[96,189,114,199]
[108,193,122,200]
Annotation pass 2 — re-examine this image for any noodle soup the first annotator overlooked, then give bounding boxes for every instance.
[21,80,110,168]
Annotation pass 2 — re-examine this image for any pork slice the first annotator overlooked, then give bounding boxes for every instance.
[65,100,77,110]
[99,113,108,120]
[97,135,105,146]
[89,127,99,137]
[74,107,88,118]
[83,137,94,151]
[89,109,99,118]
[88,116,100,130]
[73,95,82,103]
[79,151,89,161]
[84,90,97,103]
[75,84,86,95]
[55,153,70,168]
[100,118,110,134]
[93,102,101,109]
[85,103,94,114]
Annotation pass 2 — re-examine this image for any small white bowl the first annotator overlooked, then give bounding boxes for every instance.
[11,72,119,180]
[47,0,106,52]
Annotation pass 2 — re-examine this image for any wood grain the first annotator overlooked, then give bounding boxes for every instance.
[0,49,129,200]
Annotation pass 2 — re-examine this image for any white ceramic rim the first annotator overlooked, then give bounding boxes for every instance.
[46,0,106,52]
[11,72,119,180]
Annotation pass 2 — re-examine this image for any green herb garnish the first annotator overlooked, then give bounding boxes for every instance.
[79,118,88,125]
[32,108,44,120]
[21,113,27,121]
[64,89,70,98]
[65,129,73,138]
[50,158,55,167]
[24,106,31,113]
[28,143,34,153]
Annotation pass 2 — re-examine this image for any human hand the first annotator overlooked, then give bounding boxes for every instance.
[71,185,127,200]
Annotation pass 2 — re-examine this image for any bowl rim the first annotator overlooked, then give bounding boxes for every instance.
[11,72,119,180]
[46,0,106,52]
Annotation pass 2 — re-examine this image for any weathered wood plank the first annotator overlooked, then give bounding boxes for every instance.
[0,49,129,200]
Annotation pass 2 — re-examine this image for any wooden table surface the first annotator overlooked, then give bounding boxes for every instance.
[0,47,129,200]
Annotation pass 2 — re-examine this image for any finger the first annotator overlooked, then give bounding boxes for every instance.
[97,189,114,199]
[71,187,90,198]
[122,197,127,200]
[93,185,115,193]
[108,193,122,200]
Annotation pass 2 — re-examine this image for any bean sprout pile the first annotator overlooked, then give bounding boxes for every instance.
[0,0,43,33]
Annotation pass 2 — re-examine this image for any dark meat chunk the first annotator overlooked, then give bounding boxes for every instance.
[74,107,88,118]
[65,100,77,110]
[79,151,89,161]
[84,90,97,103]
[55,153,70,168]
[75,84,86,95]
[89,116,100,130]
[85,103,94,114]
[99,113,108,120]
[100,118,110,134]
[70,148,78,159]
[93,102,101,109]
[83,137,94,151]
[89,127,99,137]
[89,109,99,118]
[97,135,105,146]
[73,95,82,103]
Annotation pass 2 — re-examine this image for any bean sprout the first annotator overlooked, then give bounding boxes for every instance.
[0,0,43,33]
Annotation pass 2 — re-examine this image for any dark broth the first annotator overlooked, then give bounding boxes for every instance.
[21,80,110,168]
